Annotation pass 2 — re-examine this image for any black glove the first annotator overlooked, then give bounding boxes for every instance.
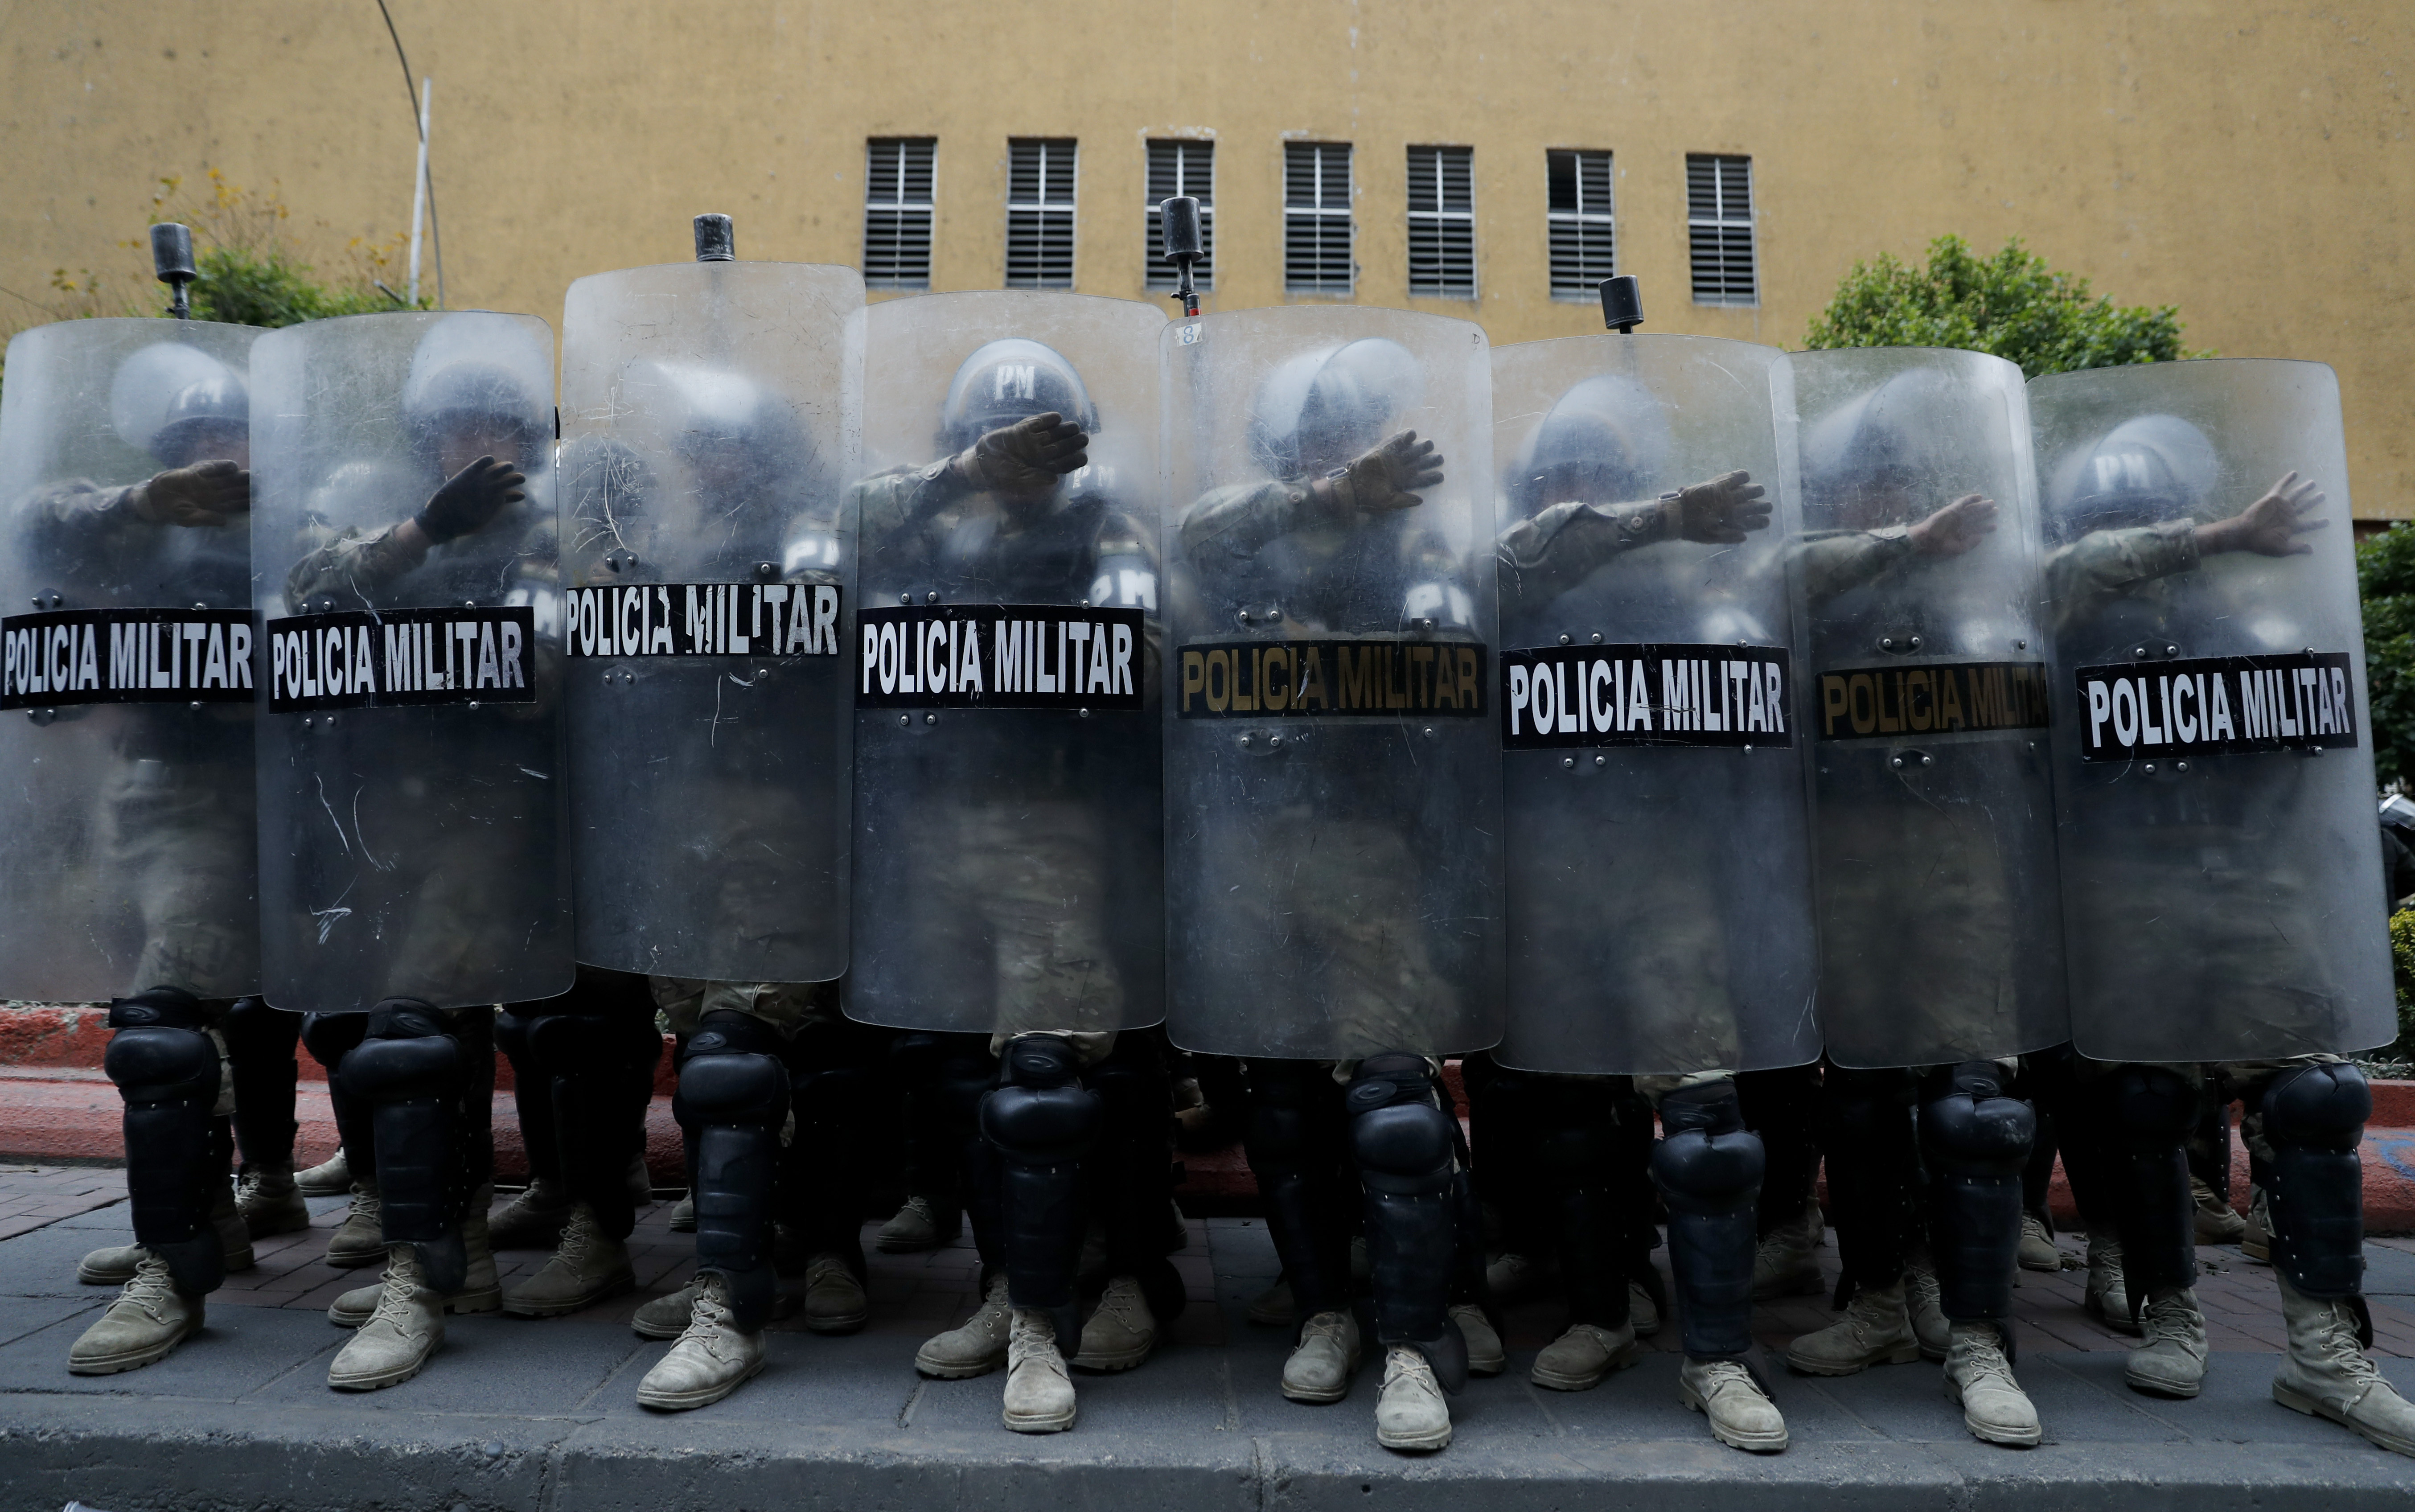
[965,411,1088,494]
[131,459,249,528]
[415,456,527,544]
[1322,430,1445,515]
[1665,470,1770,544]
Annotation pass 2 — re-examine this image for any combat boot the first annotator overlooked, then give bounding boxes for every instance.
[2126,1286,2208,1397]
[485,1176,572,1251]
[1449,1302,1504,1376]
[1375,1345,1452,1452]
[2193,1177,2247,1244]
[328,1243,444,1391]
[877,1194,962,1253]
[668,1193,697,1233]
[2082,1234,2141,1335]
[1483,1249,1551,1303]
[636,1271,764,1411]
[1679,1357,1788,1452]
[294,1147,350,1196]
[2017,1212,2062,1272]
[329,1200,499,1325]
[1246,1274,1298,1327]
[1531,1320,1638,1391]
[1752,1204,1825,1299]
[1073,1274,1158,1371]
[1002,1307,1077,1433]
[2241,1184,2271,1262]
[1785,1278,1921,1375]
[2272,1274,2415,1457]
[1942,1321,2041,1446]
[625,1152,653,1206]
[1281,1309,1361,1403]
[1629,1278,1663,1337]
[802,1253,868,1334]
[66,1251,204,1374]
[323,1180,385,1269]
[78,1192,252,1287]
[634,1278,794,1339]
[916,1272,1012,1378]
[235,1164,311,1239]
[501,1201,634,1318]
[1904,1258,1951,1359]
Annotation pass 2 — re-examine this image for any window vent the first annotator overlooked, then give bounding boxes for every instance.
[864,137,935,291]
[1283,142,1354,296]
[1686,153,1757,307]
[1546,149,1615,300]
[1406,145,1475,300]
[1006,138,1076,290]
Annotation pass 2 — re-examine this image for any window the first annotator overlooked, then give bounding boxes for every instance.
[863,137,935,290]
[1687,153,1757,306]
[1406,145,1475,300]
[1283,141,1354,296]
[1145,139,1214,291]
[1546,149,1615,299]
[1006,138,1076,289]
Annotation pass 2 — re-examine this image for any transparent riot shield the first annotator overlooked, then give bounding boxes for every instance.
[2032,360,2392,1061]
[560,262,861,983]
[1491,335,1816,1076]
[1789,348,2065,1069]
[845,292,1165,1036]
[1162,308,1502,1062]
[250,311,571,1012]
[0,319,261,1001]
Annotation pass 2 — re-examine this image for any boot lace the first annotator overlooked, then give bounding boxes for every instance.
[1383,1345,1440,1396]
[1950,1326,2019,1391]
[556,1204,600,1265]
[368,1249,429,1334]
[2141,1289,2203,1348]
[2309,1298,2385,1389]
[1092,1276,1150,1334]
[678,1274,739,1359]
[1906,1265,1943,1317]
[119,1252,180,1320]
[1690,1358,1764,1406]
[1009,1310,1068,1377]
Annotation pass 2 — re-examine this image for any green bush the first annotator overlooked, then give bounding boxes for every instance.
[2359,525,2415,792]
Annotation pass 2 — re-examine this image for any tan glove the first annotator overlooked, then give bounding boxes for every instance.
[130,459,249,528]
[1316,429,1445,516]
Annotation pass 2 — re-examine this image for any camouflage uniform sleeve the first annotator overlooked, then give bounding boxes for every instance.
[1177,480,1314,600]
[1791,528,1916,606]
[1494,497,1672,604]
[19,477,146,557]
[281,524,429,610]
[2042,521,2200,634]
[851,461,961,565]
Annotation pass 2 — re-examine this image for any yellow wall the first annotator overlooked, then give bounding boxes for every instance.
[5,1,2409,513]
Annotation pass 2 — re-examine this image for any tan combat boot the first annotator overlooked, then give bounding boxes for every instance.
[802,1253,869,1335]
[2193,1178,2247,1245]
[1785,1278,1922,1376]
[501,1201,634,1318]
[323,1180,385,1269]
[1752,1203,1825,1299]
[67,1251,204,1374]
[295,1146,351,1196]
[328,1244,444,1390]
[2271,1274,2415,1457]
[1002,1307,1077,1433]
[636,1271,764,1411]
[1942,1322,2041,1446]
[916,1272,1012,1378]
[1073,1274,1158,1372]
[876,1194,962,1253]
[235,1164,312,1238]
[2125,1286,2209,1398]
[1281,1309,1361,1403]
[1679,1357,1788,1452]
[485,1176,572,1251]
[2082,1233,2141,1336]
[1531,1320,1638,1391]
[1375,1345,1452,1451]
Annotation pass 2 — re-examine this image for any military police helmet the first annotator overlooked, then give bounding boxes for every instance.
[1248,337,1424,481]
[940,338,1097,451]
[2049,414,2220,541]
[1509,373,1669,519]
[109,342,249,467]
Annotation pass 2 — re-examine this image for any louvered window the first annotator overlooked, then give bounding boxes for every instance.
[1283,142,1353,296]
[1406,146,1475,300]
[863,137,935,291]
[1687,153,1757,307]
[1546,149,1615,300]
[1006,138,1076,289]
[1145,139,1215,291]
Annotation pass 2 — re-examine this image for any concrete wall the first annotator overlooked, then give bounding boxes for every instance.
[4,1,2407,512]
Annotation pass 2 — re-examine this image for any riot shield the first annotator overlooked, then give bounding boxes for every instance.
[1491,334,1816,1076]
[1789,348,2065,1069]
[845,292,1165,1036]
[250,311,571,1012]
[560,261,861,983]
[0,319,261,1002]
[1162,308,1502,1062]
[2032,360,2392,1061]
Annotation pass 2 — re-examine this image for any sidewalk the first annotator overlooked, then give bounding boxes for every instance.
[3,1163,2412,1512]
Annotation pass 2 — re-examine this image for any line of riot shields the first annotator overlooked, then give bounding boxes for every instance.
[0,251,2394,1077]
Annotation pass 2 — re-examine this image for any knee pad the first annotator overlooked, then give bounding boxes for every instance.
[1352,1099,1455,1193]
[300,1010,366,1073]
[105,1022,221,1108]
[981,1079,1100,1167]
[1651,1084,1762,1360]
[1650,1123,1764,1215]
[675,1047,790,1131]
[2265,1063,2370,1151]
[2263,1064,2369,1298]
[1921,1063,2034,1324]
[108,986,214,1035]
[2109,1064,2200,1147]
[338,1028,464,1106]
[1922,1063,2036,1180]
[218,995,287,1053]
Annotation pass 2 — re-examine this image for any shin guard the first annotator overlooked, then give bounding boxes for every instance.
[981,1035,1099,1347]
[2263,1063,2370,1301]
[1651,1081,1763,1361]
[1919,1061,2034,1331]
[674,1012,790,1331]
[339,999,469,1293]
[1348,1054,1467,1393]
[105,989,226,1294]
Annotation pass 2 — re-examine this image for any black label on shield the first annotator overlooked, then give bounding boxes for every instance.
[1502,643,1791,749]
[2075,651,2354,762]
[566,582,842,659]
[858,604,1145,711]
[0,608,255,709]
[265,607,537,713]
[1814,661,2051,740]
[1175,639,1488,719]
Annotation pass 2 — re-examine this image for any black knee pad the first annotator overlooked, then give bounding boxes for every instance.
[1920,1062,2035,1324]
[2263,1063,2370,1298]
[1651,1085,1762,1212]
[105,997,224,1292]
[337,1002,469,1290]
[2110,1064,2200,1145]
[677,1032,790,1328]
[1651,1082,1762,1362]
[981,1039,1099,1332]
[1344,1057,1465,1390]
[982,1074,1101,1166]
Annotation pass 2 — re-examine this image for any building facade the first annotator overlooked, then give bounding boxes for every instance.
[4,1,2408,514]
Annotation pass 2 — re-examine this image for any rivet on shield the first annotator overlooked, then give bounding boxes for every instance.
[1268,734,1282,748]
[2132,645,2149,660]
[192,602,206,612]
[1238,609,1254,625]
[1560,756,1574,769]
[1238,734,1253,748]
[1920,755,1932,766]
[900,593,912,605]
[1593,755,1606,767]
[2310,745,2325,756]
[1879,637,1895,651]
[1078,708,1092,719]
[1590,633,1603,644]
[464,601,476,610]
[467,702,480,710]
[924,712,937,725]
[1908,635,1922,649]
[2144,763,2158,774]
[756,562,777,580]
[189,701,200,710]
[1889,756,1904,769]
[2164,644,2179,657]
[926,591,940,604]
[1742,744,1753,753]
[1266,608,1283,623]
[899,715,911,727]
[302,716,313,727]
[2176,761,2189,773]
[1422,726,1437,739]
[2016,639,2028,650]
[1558,633,1572,646]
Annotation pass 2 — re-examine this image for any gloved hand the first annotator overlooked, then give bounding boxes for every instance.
[414,456,527,544]
[130,460,249,528]
[965,411,1088,494]
[1906,493,1997,557]
[1319,429,1445,516]
[2198,470,2325,558]
[1663,470,1770,543]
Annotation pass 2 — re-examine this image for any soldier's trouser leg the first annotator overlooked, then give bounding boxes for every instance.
[2189,1098,2234,1207]
[105,989,227,1296]
[672,1011,789,1332]
[1739,1064,1823,1238]
[496,1003,564,1195]
[1528,1075,1632,1332]
[1243,1058,1353,1325]
[1085,1030,1186,1322]
[1919,1061,2034,1336]
[1820,1067,1920,1304]
[499,969,661,1242]
[2092,1064,2200,1310]
[222,996,298,1175]
[890,1032,964,1216]
[1651,1081,1763,1362]
[303,1012,373,1172]
[981,1035,1099,1348]
[929,1038,1005,1272]
[1462,1053,1545,1260]
[1348,1054,1469,1392]
[785,1021,885,1276]
[2259,1063,2371,1303]
[337,1000,473,1295]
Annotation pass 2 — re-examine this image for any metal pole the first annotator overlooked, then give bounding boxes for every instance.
[407,77,431,305]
